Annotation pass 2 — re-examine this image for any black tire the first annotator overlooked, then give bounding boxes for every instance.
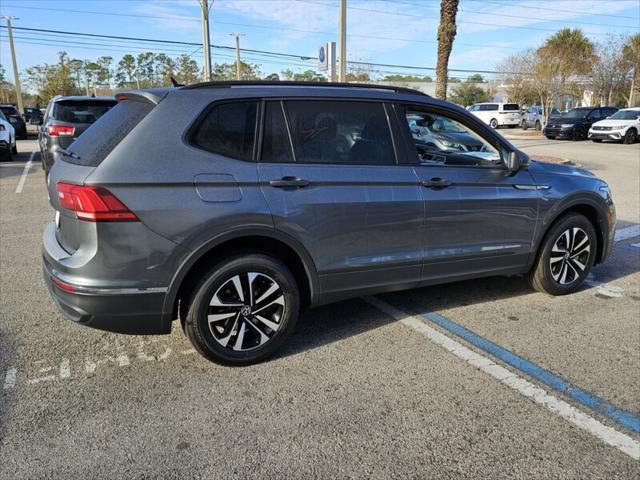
[183,254,300,366]
[623,128,637,144]
[522,122,528,131]
[0,146,13,162]
[11,141,17,154]
[535,120,541,131]
[545,135,555,140]
[529,213,597,296]
[489,118,498,129]
[591,139,603,143]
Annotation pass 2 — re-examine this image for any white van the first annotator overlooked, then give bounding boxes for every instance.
[468,102,521,129]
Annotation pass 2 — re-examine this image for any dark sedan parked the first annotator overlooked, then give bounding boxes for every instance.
[0,104,27,139]
[39,95,117,173]
[544,106,618,141]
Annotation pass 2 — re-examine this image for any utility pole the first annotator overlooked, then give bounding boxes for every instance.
[199,1,213,81]
[230,33,245,81]
[1,16,24,113]
[338,0,347,82]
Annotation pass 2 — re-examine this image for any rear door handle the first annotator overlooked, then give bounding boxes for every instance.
[421,177,452,188]
[269,176,310,188]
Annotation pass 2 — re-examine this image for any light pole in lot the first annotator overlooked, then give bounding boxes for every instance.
[1,16,24,114]
[338,0,347,82]
[199,0,213,81]
[230,33,245,81]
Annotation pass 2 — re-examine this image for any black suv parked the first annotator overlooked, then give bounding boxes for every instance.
[0,104,27,139]
[39,96,117,172]
[544,106,618,140]
[43,82,615,365]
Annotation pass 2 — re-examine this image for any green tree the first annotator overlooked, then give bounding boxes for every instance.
[176,54,200,85]
[435,0,459,99]
[382,74,432,82]
[115,54,137,88]
[466,74,485,83]
[213,61,262,80]
[448,79,489,106]
[623,33,640,106]
[24,52,76,103]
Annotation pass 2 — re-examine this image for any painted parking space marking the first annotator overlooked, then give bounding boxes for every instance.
[364,297,640,460]
[614,225,640,242]
[15,151,35,194]
[585,274,625,298]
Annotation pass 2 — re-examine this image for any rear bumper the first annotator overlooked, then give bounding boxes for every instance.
[42,222,171,335]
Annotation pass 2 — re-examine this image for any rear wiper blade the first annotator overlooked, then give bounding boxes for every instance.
[58,147,81,160]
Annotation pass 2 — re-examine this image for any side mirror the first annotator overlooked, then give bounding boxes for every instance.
[506,151,528,172]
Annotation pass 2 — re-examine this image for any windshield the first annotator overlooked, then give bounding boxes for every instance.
[609,110,640,120]
[561,109,590,119]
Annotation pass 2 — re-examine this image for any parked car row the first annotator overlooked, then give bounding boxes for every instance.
[0,109,18,161]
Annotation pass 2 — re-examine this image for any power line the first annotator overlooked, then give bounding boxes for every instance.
[466,0,640,20]
[300,0,634,35]
[1,3,528,51]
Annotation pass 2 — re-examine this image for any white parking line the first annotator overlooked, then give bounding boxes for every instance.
[363,296,640,460]
[15,151,35,193]
[614,225,640,242]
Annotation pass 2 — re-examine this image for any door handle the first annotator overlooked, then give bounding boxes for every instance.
[421,177,452,188]
[269,176,310,188]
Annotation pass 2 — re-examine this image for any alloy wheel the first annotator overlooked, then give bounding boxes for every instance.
[207,272,285,352]
[549,227,590,285]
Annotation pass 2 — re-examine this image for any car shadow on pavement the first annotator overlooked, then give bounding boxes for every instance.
[275,274,537,360]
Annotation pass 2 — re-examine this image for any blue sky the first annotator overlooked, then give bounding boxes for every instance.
[1,0,639,84]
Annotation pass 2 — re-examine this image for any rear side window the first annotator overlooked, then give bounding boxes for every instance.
[191,101,257,161]
[52,100,115,124]
[503,104,519,111]
[65,99,153,167]
[283,100,395,165]
[481,104,499,111]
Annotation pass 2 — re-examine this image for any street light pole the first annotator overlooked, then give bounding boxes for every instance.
[338,0,347,82]
[199,1,213,81]
[1,16,24,113]
[230,33,245,81]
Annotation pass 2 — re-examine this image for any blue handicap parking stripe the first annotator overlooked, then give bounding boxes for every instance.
[405,302,640,434]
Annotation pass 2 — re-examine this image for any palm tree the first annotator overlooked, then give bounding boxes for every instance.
[539,28,594,85]
[623,34,640,106]
[435,0,459,100]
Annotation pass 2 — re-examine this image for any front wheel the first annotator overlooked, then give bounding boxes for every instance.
[623,128,637,144]
[535,120,541,131]
[489,118,498,129]
[183,254,300,366]
[529,213,596,295]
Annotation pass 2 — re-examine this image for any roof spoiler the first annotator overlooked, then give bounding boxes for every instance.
[115,90,167,105]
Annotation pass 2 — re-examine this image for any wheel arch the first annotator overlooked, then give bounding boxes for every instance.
[161,227,320,330]
[531,195,610,270]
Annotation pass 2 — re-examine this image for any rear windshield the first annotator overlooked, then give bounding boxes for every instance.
[64,99,154,167]
[52,100,116,124]
[503,104,520,111]
[0,106,19,116]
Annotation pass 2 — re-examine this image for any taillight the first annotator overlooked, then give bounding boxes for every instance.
[51,276,75,292]
[48,125,75,137]
[56,183,139,222]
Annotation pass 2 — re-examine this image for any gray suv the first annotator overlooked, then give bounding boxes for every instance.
[42,82,616,365]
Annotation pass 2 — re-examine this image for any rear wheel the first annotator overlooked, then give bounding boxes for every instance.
[535,120,541,131]
[529,213,596,295]
[623,128,637,144]
[183,254,300,366]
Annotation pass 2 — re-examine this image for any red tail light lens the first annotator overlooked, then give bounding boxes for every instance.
[48,125,75,137]
[56,183,139,222]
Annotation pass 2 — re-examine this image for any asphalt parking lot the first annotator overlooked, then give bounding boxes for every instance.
[1,135,639,479]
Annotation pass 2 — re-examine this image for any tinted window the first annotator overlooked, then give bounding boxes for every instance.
[262,102,294,163]
[284,100,395,165]
[481,104,498,111]
[503,104,519,111]
[52,100,115,124]
[64,99,154,167]
[589,109,602,120]
[0,106,19,116]
[610,110,640,120]
[192,101,257,161]
[0,111,6,121]
[603,108,618,117]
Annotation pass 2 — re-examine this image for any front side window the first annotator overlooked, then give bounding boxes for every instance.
[283,100,395,165]
[192,101,257,161]
[404,109,501,167]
